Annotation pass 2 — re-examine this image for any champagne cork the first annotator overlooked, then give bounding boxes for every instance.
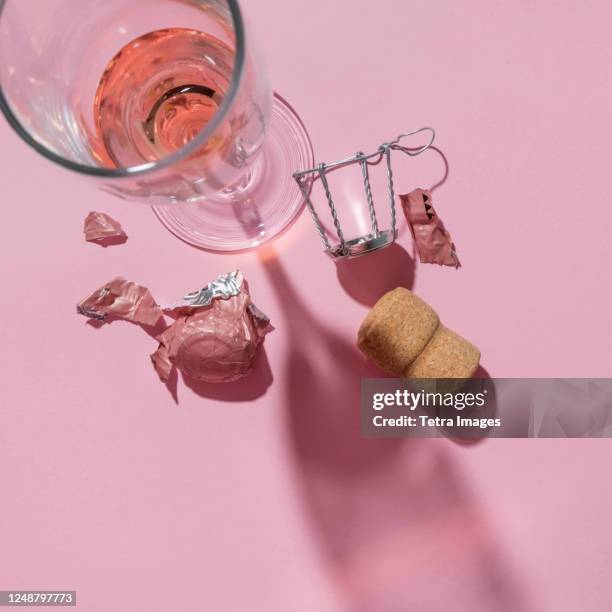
[357,289,439,374]
[357,288,480,379]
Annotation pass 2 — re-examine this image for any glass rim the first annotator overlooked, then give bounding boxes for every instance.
[0,0,246,178]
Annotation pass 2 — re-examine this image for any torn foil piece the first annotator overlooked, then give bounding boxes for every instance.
[162,269,244,316]
[83,211,128,245]
[77,278,162,326]
[152,270,272,383]
[400,189,460,268]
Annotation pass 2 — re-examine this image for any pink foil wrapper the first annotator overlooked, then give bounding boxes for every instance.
[77,278,162,326]
[152,270,271,384]
[84,211,127,245]
[400,189,460,268]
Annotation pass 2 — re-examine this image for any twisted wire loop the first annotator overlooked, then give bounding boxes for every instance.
[318,163,346,252]
[357,151,379,236]
[296,176,331,250]
[388,127,436,156]
[381,143,397,236]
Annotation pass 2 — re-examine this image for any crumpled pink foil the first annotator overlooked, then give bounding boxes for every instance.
[400,189,460,268]
[77,278,162,326]
[151,271,272,384]
[83,211,127,245]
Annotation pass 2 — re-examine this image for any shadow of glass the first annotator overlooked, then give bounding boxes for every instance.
[262,251,530,612]
[336,243,415,307]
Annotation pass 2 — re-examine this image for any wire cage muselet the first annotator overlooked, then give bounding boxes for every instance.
[293,127,436,260]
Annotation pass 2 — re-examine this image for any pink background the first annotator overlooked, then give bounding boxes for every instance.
[2,1,612,610]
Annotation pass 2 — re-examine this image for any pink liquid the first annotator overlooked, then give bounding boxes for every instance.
[93,28,234,168]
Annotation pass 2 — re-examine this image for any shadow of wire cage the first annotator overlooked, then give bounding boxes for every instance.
[293,127,436,260]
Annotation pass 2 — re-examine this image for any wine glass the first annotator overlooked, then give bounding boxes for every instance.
[0,0,314,251]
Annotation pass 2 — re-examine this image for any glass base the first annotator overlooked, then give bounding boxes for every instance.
[152,93,314,251]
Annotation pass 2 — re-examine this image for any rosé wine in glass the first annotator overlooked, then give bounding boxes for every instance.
[94,28,234,168]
